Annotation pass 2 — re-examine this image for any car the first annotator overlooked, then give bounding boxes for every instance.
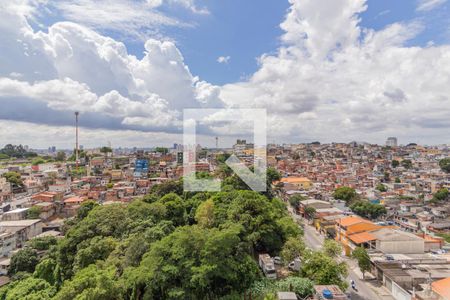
[385,255,395,261]
[273,256,282,265]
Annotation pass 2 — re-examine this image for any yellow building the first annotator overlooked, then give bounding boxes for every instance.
[279,177,312,190]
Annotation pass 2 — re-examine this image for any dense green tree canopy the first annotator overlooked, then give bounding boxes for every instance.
[333,186,357,204]
[9,248,39,275]
[2,171,23,188]
[350,201,387,220]
[439,158,450,173]
[0,177,307,300]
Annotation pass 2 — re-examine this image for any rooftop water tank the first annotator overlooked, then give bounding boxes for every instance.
[322,289,333,299]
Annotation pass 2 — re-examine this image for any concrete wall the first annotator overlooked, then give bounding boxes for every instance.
[377,240,424,254]
[391,281,411,300]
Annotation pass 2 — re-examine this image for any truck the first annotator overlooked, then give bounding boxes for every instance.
[258,254,277,279]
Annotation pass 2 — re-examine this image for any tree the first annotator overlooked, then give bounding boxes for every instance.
[333,187,357,204]
[431,188,449,203]
[55,264,123,300]
[32,157,45,166]
[323,239,342,258]
[350,201,387,220]
[73,236,117,271]
[158,193,187,226]
[76,200,99,220]
[266,167,281,183]
[55,151,66,162]
[281,237,305,263]
[27,236,57,251]
[395,177,401,183]
[391,160,399,168]
[289,194,306,210]
[304,206,316,220]
[154,147,169,155]
[2,171,23,188]
[9,248,39,275]
[26,206,42,219]
[0,277,57,300]
[100,146,112,160]
[127,225,260,299]
[301,251,348,291]
[352,247,371,279]
[439,158,450,173]
[401,159,413,169]
[195,199,215,228]
[376,183,387,192]
[33,258,60,286]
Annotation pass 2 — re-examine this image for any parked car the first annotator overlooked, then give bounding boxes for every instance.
[385,254,395,261]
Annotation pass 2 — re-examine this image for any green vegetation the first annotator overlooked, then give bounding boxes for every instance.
[26,206,42,219]
[55,151,66,162]
[323,239,342,258]
[0,177,310,299]
[27,237,58,251]
[437,233,450,243]
[439,158,450,173]
[280,237,305,263]
[8,248,39,276]
[288,194,306,210]
[0,153,9,160]
[333,186,358,204]
[0,144,37,158]
[154,147,169,155]
[376,183,387,192]
[430,188,449,203]
[401,159,413,169]
[248,277,314,299]
[32,157,46,166]
[301,250,348,291]
[349,201,387,220]
[2,171,23,188]
[304,206,316,220]
[70,166,87,177]
[391,160,399,168]
[352,247,371,279]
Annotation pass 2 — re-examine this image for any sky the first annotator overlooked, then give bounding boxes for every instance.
[0,0,450,148]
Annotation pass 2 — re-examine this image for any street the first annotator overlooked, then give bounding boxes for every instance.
[288,205,391,300]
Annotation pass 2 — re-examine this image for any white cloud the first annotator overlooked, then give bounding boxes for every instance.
[416,0,447,11]
[220,0,450,144]
[0,1,222,138]
[1,0,450,147]
[217,56,231,64]
[51,0,209,40]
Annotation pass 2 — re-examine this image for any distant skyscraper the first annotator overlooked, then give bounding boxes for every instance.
[386,137,398,147]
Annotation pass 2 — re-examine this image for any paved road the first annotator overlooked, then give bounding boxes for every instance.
[287,206,387,300]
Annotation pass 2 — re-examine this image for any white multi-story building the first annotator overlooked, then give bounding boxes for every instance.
[386,137,398,147]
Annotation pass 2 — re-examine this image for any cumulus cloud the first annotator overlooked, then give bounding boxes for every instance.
[219,0,450,144]
[217,56,231,64]
[0,0,222,140]
[1,0,450,147]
